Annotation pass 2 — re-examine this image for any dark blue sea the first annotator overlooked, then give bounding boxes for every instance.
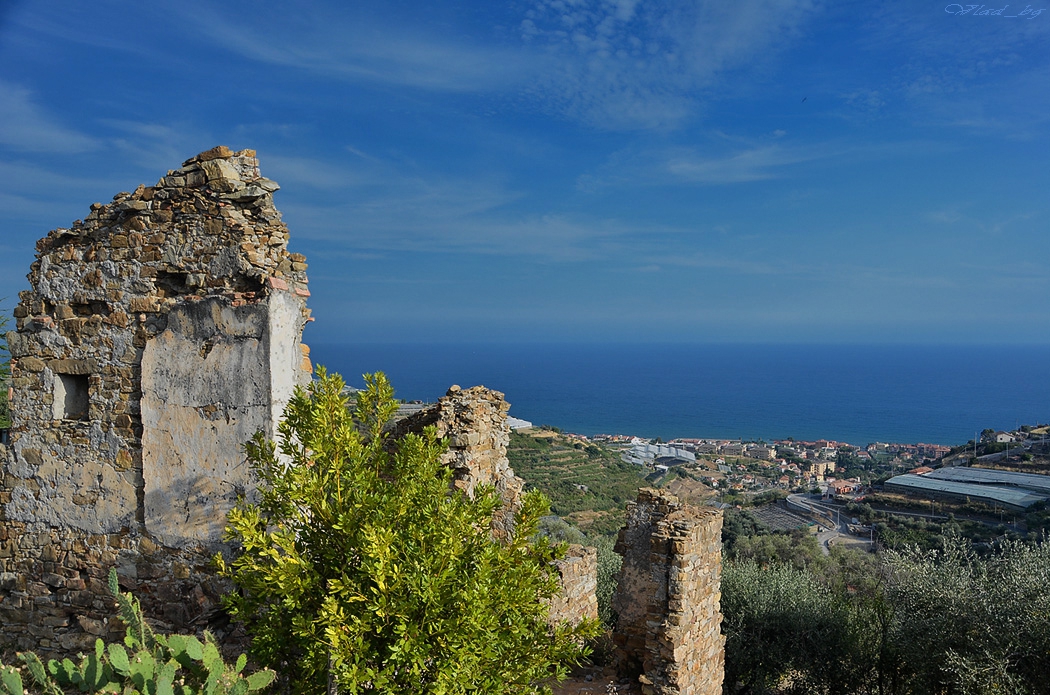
[307,343,1049,447]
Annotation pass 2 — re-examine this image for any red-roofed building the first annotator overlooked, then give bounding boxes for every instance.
[828,479,857,495]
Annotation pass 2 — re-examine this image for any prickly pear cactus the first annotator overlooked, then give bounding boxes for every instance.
[0,569,274,695]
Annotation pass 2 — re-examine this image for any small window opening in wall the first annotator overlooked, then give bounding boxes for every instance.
[54,373,90,420]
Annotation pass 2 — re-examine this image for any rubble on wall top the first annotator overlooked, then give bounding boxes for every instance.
[157,146,278,201]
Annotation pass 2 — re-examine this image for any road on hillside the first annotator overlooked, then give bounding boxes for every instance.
[794,492,1025,535]
[787,494,871,555]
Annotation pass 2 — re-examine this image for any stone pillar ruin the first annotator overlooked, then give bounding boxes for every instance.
[611,489,724,695]
[389,386,598,628]
[548,544,599,626]
[388,384,525,541]
[0,146,311,654]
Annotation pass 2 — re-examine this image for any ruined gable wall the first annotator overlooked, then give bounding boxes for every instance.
[1,149,725,689]
[1,146,310,655]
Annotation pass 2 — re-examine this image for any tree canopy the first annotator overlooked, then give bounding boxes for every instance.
[721,535,1050,694]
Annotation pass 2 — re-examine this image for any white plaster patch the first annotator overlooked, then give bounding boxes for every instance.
[8,486,41,521]
[141,297,280,548]
[267,291,309,437]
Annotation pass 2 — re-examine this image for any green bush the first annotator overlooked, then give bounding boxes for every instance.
[0,569,273,695]
[216,370,597,695]
[722,560,874,695]
[884,537,1050,694]
[591,535,621,628]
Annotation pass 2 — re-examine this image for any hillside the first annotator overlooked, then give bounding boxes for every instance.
[507,429,652,536]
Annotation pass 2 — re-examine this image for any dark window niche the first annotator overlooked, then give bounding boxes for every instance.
[54,373,90,420]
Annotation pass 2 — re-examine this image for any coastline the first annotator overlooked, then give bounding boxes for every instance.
[307,342,1050,448]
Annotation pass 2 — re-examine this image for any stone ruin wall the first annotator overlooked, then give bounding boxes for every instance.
[0,146,311,654]
[388,384,524,542]
[548,544,599,626]
[1,148,724,695]
[611,489,724,695]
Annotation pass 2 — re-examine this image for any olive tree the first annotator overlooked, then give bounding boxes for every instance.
[721,559,876,695]
[884,537,1050,694]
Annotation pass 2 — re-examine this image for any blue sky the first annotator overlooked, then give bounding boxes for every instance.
[1,0,1047,343]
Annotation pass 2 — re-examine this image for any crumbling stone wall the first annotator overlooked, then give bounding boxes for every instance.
[390,387,599,629]
[1,146,311,654]
[548,544,599,626]
[611,489,724,695]
[389,384,524,541]
[1,149,725,693]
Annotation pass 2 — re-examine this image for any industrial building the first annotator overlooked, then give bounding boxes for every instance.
[884,471,1050,512]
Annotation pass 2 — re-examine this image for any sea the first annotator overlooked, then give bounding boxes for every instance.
[307,343,1049,448]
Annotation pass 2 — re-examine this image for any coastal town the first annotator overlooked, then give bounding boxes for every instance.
[572,432,955,493]
[543,425,1050,517]
[502,420,1050,563]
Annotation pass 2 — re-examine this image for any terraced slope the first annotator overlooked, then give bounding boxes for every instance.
[507,429,651,536]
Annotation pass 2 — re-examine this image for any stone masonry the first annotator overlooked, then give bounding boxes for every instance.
[548,544,599,626]
[0,146,312,654]
[611,489,724,695]
[389,384,525,542]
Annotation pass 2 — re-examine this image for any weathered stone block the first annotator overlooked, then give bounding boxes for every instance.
[128,297,160,313]
[193,145,234,163]
[18,357,46,372]
[49,359,97,375]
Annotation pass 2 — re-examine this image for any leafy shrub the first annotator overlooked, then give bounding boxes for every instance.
[722,536,1050,694]
[591,535,621,628]
[216,370,596,695]
[884,537,1050,694]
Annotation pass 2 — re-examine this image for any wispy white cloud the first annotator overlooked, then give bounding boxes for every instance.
[262,154,374,191]
[284,175,805,266]
[103,120,217,173]
[926,206,1039,236]
[577,141,826,189]
[520,0,820,129]
[262,152,669,261]
[638,251,788,275]
[662,145,823,183]
[0,159,124,197]
[171,3,535,93]
[580,136,955,190]
[0,81,99,153]
[287,203,634,262]
[0,160,140,237]
[167,1,820,130]
[5,2,167,58]
[842,2,1050,132]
